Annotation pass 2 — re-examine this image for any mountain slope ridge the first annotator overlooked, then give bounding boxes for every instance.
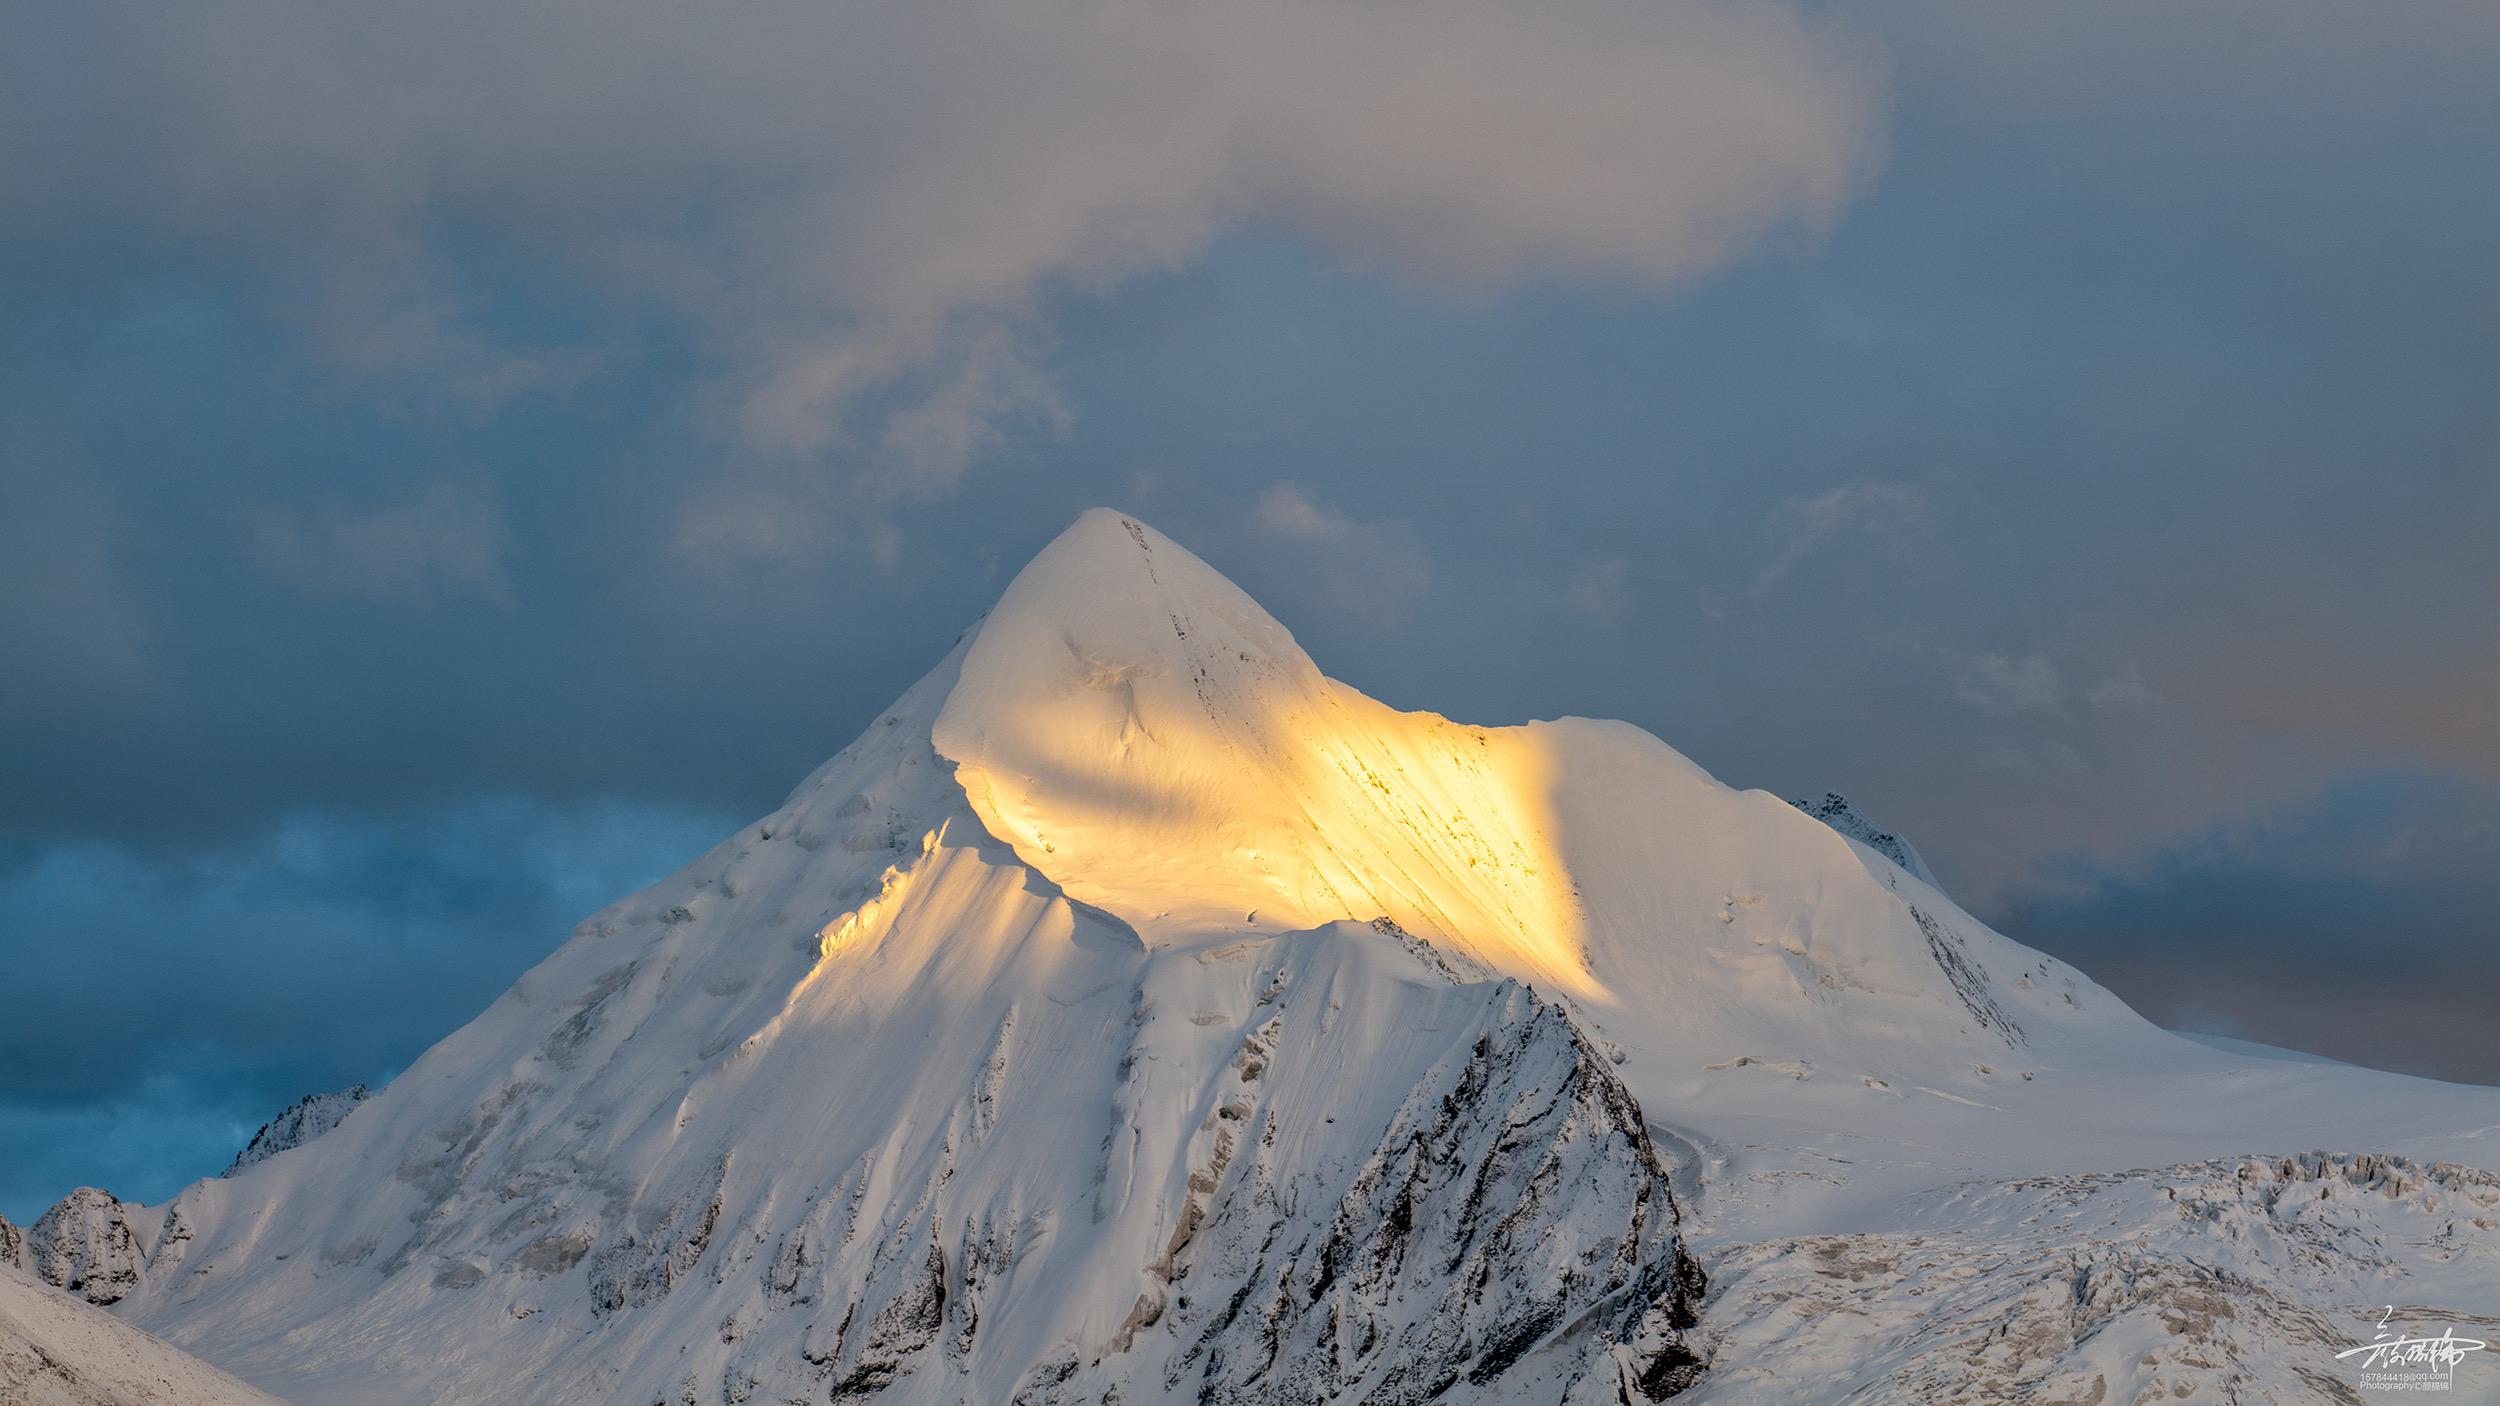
[932,510,2159,1088]
[35,507,2500,1405]
[0,1265,282,1406]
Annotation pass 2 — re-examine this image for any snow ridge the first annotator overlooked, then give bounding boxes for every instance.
[1788,792,1935,886]
[1149,986,1707,1406]
[28,508,2498,1405]
[223,1085,370,1176]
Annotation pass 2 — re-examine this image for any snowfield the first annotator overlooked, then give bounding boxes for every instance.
[0,1266,280,1406]
[10,510,2497,1403]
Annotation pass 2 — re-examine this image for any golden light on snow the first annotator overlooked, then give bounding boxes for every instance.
[812,823,947,966]
[934,510,1604,998]
[1265,685,1598,995]
[79,509,2500,1406]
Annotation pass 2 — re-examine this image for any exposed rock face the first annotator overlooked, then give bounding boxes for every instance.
[587,1156,729,1318]
[1695,1154,2500,1404]
[225,1084,371,1175]
[0,1214,23,1272]
[1152,992,1705,1406]
[26,1188,147,1307]
[83,724,1711,1406]
[710,947,1707,1406]
[1789,792,1936,887]
[1906,904,2025,1049]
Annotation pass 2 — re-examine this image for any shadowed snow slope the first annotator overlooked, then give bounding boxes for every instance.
[0,1266,281,1406]
[45,509,2500,1405]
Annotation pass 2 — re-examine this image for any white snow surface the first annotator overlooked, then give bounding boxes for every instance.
[1786,792,1937,888]
[48,509,2500,1404]
[0,1266,281,1406]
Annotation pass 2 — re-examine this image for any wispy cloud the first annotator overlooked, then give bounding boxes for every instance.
[1248,483,1434,632]
[1954,650,2064,714]
[1756,481,1927,590]
[1256,482,1359,540]
[1564,560,1638,623]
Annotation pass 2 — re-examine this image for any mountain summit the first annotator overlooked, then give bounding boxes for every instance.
[938,508,1598,990]
[33,510,2500,1404]
[941,510,2131,1065]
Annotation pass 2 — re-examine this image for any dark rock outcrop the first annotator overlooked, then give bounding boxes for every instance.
[26,1187,147,1306]
[225,1084,372,1175]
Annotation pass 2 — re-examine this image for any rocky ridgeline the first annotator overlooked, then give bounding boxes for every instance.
[1693,1152,2500,1404]
[1,1187,154,1306]
[1143,988,1707,1406]
[685,969,1710,1405]
[5,1084,369,1305]
[1789,792,1935,885]
[224,1084,371,1176]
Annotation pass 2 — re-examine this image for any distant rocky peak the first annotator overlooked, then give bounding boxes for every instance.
[224,1084,371,1176]
[25,1187,148,1305]
[1791,791,1938,887]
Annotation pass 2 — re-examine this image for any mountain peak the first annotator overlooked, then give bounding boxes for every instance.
[935,509,1597,989]
[961,507,1317,693]
[73,512,2500,1406]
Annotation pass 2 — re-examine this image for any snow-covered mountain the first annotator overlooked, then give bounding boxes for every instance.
[1787,792,1936,888]
[222,1087,369,1177]
[21,510,2500,1404]
[0,1265,281,1406]
[8,1189,150,1309]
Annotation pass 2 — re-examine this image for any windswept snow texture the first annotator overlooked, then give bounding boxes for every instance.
[222,1087,369,1177]
[0,1266,281,1406]
[56,509,2500,1404]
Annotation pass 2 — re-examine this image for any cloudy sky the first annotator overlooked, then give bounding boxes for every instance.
[4,0,2496,1221]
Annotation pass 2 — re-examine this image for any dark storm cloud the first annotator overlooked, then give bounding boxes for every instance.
[2010,772,2500,1086]
[0,799,734,1221]
[1,0,2496,1212]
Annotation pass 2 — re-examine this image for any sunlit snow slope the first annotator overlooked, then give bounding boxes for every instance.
[939,511,2148,1076]
[936,511,1592,993]
[44,508,2500,1406]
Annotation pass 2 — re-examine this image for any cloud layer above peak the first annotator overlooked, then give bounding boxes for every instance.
[3,0,1878,510]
